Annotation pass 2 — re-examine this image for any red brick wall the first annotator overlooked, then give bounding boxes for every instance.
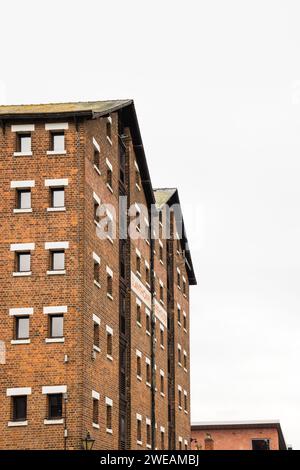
[191,427,280,450]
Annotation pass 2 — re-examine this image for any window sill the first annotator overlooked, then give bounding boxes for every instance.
[146,444,152,449]
[106,136,112,146]
[184,410,188,415]
[136,271,141,278]
[44,419,64,425]
[160,392,165,398]
[135,183,141,191]
[92,423,100,429]
[178,406,182,411]
[45,337,65,343]
[159,300,165,306]
[146,239,150,246]
[47,270,66,276]
[47,207,66,212]
[146,282,151,290]
[46,150,67,156]
[93,345,101,353]
[106,354,113,362]
[106,183,113,193]
[106,428,113,434]
[137,440,143,446]
[146,330,151,337]
[160,345,165,350]
[93,165,101,176]
[107,293,113,301]
[136,321,142,328]
[184,368,188,373]
[13,208,32,214]
[137,375,142,382]
[178,363,182,368]
[177,322,182,327]
[159,260,164,265]
[8,421,28,427]
[11,339,30,345]
[13,272,32,277]
[183,328,187,333]
[94,280,101,289]
[146,382,151,388]
[13,152,32,157]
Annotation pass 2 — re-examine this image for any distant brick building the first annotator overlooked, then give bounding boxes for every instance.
[191,421,288,450]
[0,100,196,450]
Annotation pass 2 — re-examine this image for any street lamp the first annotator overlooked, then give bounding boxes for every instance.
[82,432,95,450]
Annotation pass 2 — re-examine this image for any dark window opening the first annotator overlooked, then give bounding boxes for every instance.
[12,396,27,422]
[48,394,63,419]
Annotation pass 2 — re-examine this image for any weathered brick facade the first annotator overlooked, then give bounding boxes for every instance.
[0,100,196,450]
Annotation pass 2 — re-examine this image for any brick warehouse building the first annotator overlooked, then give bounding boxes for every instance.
[0,100,196,450]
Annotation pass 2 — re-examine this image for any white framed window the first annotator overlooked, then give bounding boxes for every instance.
[12,125,34,157]
[46,123,68,155]
[93,252,101,288]
[92,390,100,428]
[105,397,113,433]
[11,243,35,277]
[136,414,142,445]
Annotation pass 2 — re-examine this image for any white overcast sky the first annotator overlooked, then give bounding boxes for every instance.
[1,0,300,449]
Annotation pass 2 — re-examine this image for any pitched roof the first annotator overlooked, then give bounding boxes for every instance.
[154,188,197,285]
[0,99,132,118]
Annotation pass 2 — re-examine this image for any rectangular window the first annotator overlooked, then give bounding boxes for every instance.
[12,396,27,422]
[106,166,112,189]
[160,283,164,302]
[94,261,100,284]
[177,306,181,324]
[178,347,182,365]
[183,313,187,330]
[146,362,151,384]
[160,374,164,394]
[146,422,151,447]
[136,254,141,275]
[137,355,142,378]
[93,322,100,348]
[17,189,31,209]
[94,148,100,169]
[94,201,100,224]
[177,270,181,288]
[159,244,163,263]
[178,389,182,408]
[184,393,188,412]
[160,327,164,347]
[184,352,187,369]
[252,439,270,450]
[106,403,112,430]
[106,119,112,141]
[48,394,63,419]
[93,398,99,425]
[51,250,65,271]
[17,133,31,153]
[51,188,65,208]
[146,312,151,334]
[51,131,65,152]
[136,303,141,325]
[17,252,31,272]
[161,431,165,450]
[135,169,141,188]
[107,330,113,357]
[145,265,150,286]
[137,418,142,443]
[183,279,187,296]
[49,315,64,338]
[107,273,113,298]
[15,316,29,339]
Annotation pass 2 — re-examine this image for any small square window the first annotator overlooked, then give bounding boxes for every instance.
[17,133,31,153]
[17,252,31,272]
[48,394,63,420]
[17,189,31,209]
[51,188,65,208]
[12,396,27,422]
[51,250,65,271]
[49,315,64,338]
[107,273,113,297]
[51,132,65,152]
[15,316,29,339]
